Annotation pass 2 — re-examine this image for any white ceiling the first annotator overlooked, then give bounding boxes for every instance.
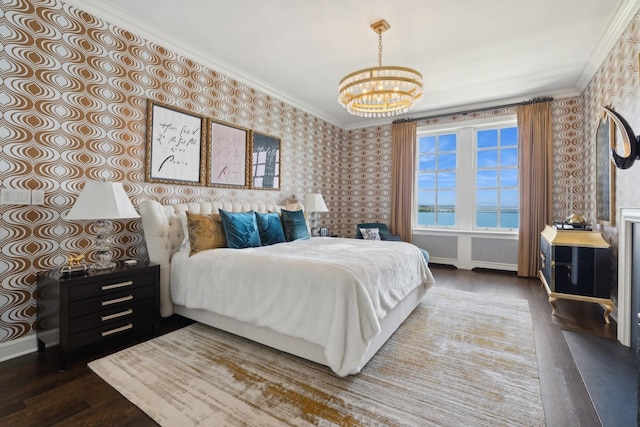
[65,0,640,129]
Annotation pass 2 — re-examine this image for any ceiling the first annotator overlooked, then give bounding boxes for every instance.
[65,0,640,129]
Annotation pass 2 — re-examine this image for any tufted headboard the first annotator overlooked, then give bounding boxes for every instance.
[139,199,304,317]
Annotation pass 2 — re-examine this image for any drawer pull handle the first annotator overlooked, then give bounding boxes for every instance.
[101,323,133,337]
[101,308,133,322]
[102,280,134,291]
[101,295,133,306]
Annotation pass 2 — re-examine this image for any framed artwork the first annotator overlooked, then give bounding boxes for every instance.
[207,120,250,188]
[595,111,615,225]
[251,131,281,190]
[145,100,206,185]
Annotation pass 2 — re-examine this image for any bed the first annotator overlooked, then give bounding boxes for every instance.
[139,199,435,376]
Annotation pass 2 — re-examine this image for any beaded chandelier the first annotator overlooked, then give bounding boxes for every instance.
[338,19,423,118]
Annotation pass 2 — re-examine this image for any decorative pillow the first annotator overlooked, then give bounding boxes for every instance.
[219,210,262,249]
[281,209,310,241]
[179,213,190,251]
[255,212,285,245]
[380,232,402,241]
[186,212,226,256]
[360,227,381,241]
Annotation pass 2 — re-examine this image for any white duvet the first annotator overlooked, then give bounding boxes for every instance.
[170,237,434,376]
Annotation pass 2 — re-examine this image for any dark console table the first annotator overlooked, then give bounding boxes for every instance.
[539,225,613,323]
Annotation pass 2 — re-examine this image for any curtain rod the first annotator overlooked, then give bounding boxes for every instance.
[392,96,554,124]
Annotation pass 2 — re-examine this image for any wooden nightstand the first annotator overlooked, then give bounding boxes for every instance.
[36,260,160,370]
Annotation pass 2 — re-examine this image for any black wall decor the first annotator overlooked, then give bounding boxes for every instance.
[601,106,639,169]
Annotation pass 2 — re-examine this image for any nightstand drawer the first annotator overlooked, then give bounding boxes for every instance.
[68,285,155,318]
[68,298,155,335]
[68,313,154,350]
[68,271,155,301]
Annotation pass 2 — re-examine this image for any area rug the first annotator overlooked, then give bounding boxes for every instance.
[88,287,545,426]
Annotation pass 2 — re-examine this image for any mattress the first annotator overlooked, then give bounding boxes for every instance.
[170,237,434,375]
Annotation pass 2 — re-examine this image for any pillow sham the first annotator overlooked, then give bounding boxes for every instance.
[255,211,286,245]
[281,209,310,241]
[219,210,262,249]
[360,227,381,241]
[186,212,226,256]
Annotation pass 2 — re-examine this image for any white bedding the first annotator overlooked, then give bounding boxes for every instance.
[170,237,434,376]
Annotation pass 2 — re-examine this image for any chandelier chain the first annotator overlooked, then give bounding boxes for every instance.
[378,31,383,68]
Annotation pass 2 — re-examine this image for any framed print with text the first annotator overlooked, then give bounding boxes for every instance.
[145,100,206,185]
[207,120,250,188]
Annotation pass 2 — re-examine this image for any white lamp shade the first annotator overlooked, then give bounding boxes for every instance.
[304,193,328,213]
[65,181,140,220]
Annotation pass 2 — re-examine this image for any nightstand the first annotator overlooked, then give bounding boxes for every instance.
[35,260,160,370]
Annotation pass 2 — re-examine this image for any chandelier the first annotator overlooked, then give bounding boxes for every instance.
[338,19,423,118]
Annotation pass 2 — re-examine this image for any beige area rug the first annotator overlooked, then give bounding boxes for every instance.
[88,287,545,426]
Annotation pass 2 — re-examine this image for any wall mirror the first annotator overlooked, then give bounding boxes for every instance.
[595,112,615,225]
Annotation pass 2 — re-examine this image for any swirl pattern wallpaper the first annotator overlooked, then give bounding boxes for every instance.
[0,0,639,347]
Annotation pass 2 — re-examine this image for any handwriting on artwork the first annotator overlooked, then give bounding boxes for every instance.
[150,105,202,183]
[209,122,247,186]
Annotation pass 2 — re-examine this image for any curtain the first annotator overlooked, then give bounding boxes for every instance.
[517,101,553,277]
[390,122,417,243]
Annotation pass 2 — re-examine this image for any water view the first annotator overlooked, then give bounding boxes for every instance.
[418,206,519,229]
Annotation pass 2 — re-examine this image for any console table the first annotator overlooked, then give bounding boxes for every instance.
[539,225,613,323]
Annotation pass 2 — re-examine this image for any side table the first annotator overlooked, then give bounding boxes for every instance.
[35,260,160,370]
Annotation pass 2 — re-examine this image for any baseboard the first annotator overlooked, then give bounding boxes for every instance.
[0,334,38,362]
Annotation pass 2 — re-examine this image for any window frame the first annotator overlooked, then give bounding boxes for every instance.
[414,116,518,232]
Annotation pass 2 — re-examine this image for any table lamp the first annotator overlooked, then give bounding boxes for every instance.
[65,181,139,270]
[303,193,328,236]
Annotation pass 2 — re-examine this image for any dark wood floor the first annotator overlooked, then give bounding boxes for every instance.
[0,265,618,426]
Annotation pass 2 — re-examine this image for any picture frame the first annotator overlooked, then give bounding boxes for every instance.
[207,119,250,188]
[595,111,615,225]
[320,227,329,237]
[145,100,206,185]
[251,131,281,190]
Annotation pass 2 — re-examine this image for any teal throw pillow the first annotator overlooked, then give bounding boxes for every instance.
[219,210,262,249]
[255,212,285,245]
[281,209,309,241]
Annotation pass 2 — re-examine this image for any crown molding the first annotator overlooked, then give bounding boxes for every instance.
[59,0,639,132]
[60,0,342,128]
[575,0,640,91]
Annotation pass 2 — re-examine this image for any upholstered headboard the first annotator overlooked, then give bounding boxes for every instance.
[139,199,304,317]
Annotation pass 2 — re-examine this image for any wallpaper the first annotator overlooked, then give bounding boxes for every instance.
[0,0,344,342]
[0,0,638,345]
[583,11,640,259]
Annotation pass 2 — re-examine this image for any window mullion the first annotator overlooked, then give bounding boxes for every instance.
[458,127,474,230]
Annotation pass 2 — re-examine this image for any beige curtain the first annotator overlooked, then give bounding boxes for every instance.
[390,122,417,243]
[517,101,553,277]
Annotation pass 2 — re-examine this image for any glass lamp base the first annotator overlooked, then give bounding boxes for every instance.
[92,219,115,270]
[91,261,117,270]
[309,212,319,237]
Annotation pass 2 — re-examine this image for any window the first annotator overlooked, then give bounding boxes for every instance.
[475,127,519,229]
[415,118,518,231]
[416,133,457,226]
